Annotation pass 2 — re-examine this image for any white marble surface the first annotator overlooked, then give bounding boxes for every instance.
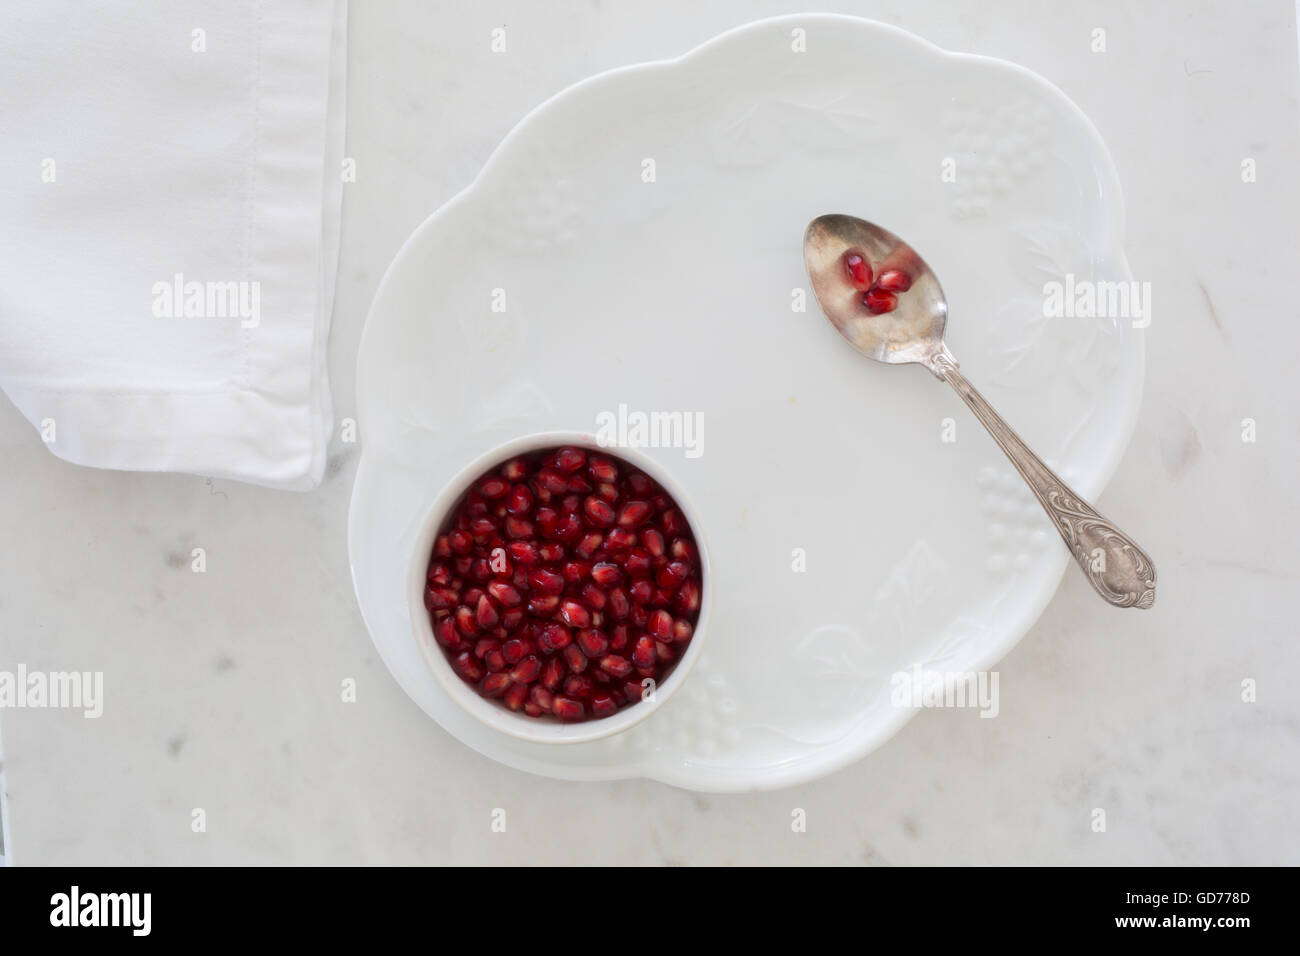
[1,0,1298,865]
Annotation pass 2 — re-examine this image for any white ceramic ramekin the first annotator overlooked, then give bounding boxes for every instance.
[408,431,711,745]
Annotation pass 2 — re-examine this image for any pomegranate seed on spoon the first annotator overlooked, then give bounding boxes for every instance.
[875,269,913,293]
[863,287,898,314]
[844,251,873,289]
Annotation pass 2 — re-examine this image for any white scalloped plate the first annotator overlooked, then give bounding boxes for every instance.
[349,14,1143,791]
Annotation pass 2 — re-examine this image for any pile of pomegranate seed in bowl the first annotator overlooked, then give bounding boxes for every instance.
[411,436,708,744]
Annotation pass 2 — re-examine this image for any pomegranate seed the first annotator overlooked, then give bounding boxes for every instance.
[434,616,460,649]
[648,609,673,640]
[566,473,593,494]
[506,541,539,565]
[538,543,566,563]
[558,600,591,628]
[523,702,543,717]
[529,685,554,712]
[625,472,653,496]
[537,468,568,494]
[527,594,560,616]
[596,482,619,502]
[623,680,645,703]
[486,581,522,607]
[506,483,533,515]
[610,625,631,651]
[641,528,666,556]
[605,528,636,551]
[876,268,913,293]
[510,655,542,683]
[451,651,483,683]
[504,682,529,711]
[672,618,694,643]
[625,549,653,577]
[617,500,652,527]
[863,287,897,314]
[600,654,633,678]
[535,507,559,537]
[574,532,603,559]
[478,476,508,499]
[591,561,623,586]
[655,641,675,663]
[588,455,618,482]
[553,512,582,542]
[475,595,499,628]
[633,636,657,669]
[529,567,564,595]
[657,561,689,591]
[563,644,588,673]
[669,537,697,564]
[481,673,511,698]
[423,585,457,612]
[553,447,586,473]
[463,587,485,606]
[433,534,452,558]
[426,561,453,585]
[608,588,631,620]
[501,458,528,481]
[541,656,564,691]
[591,694,618,718]
[564,675,593,698]
[448,530,472,554]
[844,251,873,289]
[560,493,581,514]
[660,509,686,536]
[630,579,654,604]
[580,583,607,610]
[674,578,701,614]
[577,628,610,657]
[484,648,507,671]
[552,696,585,721]
[501,608,524,632]
[455,606,478,637]
[502,638,530,663]
[583,496,616,526]
[561,560,591,583]
[537,623,572,653]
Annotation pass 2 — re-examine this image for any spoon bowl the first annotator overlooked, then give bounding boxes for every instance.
[803,214,949,370]
[803,213,1157,609]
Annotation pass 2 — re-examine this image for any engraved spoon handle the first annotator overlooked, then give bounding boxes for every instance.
[931,351,1156,609]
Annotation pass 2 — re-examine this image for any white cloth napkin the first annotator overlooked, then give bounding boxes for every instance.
[0,0,346,491]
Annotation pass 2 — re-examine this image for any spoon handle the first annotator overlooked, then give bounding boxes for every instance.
[931,352,1156,609]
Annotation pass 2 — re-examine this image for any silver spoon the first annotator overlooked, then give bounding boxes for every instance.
[804,214,1156,609]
